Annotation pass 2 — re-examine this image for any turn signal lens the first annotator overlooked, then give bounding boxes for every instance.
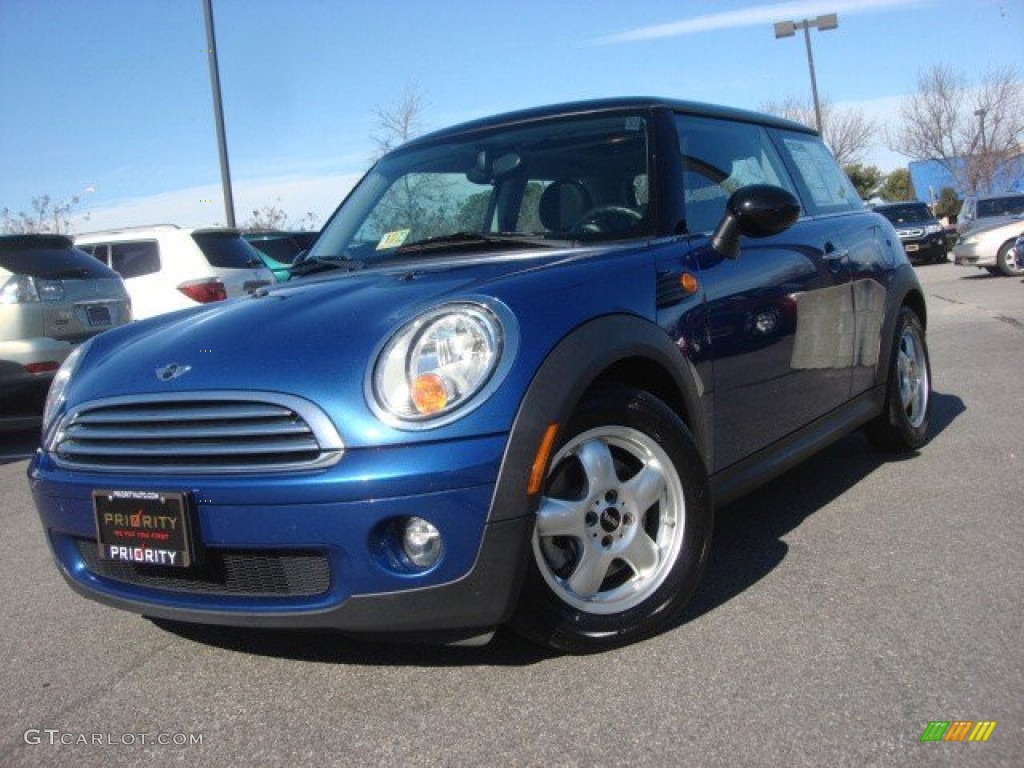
[411,373,449,415]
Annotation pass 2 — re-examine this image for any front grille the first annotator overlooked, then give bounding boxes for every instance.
[897,228,925,239]
[75,537,331,597]
[51,392,343,473]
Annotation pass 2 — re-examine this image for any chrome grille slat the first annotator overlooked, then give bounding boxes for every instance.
[50,392,343,473]
[64,421,312,440]
[74,403,293,423]
[58,436,320,457]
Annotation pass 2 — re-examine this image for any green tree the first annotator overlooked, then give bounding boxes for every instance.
[933,187,962,222]
[843,163,883,200]
[878,169,912,202]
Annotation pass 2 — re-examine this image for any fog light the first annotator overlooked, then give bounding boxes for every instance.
[402,517,442,568]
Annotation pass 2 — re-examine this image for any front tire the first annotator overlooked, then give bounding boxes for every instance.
[509,386,711,653]
[865,307,931,451]
[996,241,1024,277]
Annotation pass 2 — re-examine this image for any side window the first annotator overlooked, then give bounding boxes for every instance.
[774,130,862,215]
[675,115,796,235]
[110,241,160,279]
[78,243,109,265]
[515,180,550,233]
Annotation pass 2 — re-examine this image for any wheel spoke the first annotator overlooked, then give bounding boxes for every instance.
[576,439,618,492]
[620,530,660,578]
[536,496,586,539]
[567,544,613,597]
[621,462,666,514]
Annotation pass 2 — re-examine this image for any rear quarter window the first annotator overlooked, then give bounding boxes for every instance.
[774,131,862,216]
[192,232,263,269]
[110,241,160,279]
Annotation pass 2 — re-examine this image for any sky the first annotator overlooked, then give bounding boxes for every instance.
[1,0,1021,232]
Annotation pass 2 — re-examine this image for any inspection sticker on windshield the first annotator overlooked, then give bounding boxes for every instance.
[377,229,411,250]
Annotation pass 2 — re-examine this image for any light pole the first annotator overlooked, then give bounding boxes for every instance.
[773,14,839,134]
[973,108,988,194]
[974,108,988,154]
[202,0,236,227]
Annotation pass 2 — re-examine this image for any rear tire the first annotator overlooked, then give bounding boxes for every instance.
[865,307,931,451]
[509,386,711,653]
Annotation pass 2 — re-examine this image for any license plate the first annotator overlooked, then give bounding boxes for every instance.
[86,305,111,326]
[93,490,194,568]
[905,244,920,252]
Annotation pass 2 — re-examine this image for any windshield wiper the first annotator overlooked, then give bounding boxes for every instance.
[391,231,547,254]
[288,255,365,278]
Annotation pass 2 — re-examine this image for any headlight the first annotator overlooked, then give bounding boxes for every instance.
[372,303,506,424]
[42,338,91,439]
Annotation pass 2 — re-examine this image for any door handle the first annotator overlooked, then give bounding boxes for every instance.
[822,242,848,262]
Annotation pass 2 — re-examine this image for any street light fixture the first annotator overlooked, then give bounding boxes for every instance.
[773,13,839,134]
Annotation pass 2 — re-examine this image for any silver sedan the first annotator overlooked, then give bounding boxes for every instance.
[953,216,1024,276]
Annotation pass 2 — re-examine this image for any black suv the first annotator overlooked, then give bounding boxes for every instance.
[873,201,947,264]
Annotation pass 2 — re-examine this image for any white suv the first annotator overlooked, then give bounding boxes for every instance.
[75,225,274,320]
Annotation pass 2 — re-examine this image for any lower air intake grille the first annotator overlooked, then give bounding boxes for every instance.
[76,538,331,597]
[51,392,343,473]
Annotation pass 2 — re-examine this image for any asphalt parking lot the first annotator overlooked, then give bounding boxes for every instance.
[1,262,1021,768]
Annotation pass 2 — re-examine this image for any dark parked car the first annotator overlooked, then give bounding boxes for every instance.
[29,98,930,652]
[243,231,319,281]
[872,201,947,264]
[1,235,131,431]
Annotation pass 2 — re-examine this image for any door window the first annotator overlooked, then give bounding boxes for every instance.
[675,115,796,235]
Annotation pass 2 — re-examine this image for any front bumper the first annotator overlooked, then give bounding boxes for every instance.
[899,234,946,263]
[28,433,534,638]
[0,338,70,428]
[953,240,994,267]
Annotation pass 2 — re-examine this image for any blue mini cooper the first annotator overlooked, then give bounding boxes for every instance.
[29,98,931,652]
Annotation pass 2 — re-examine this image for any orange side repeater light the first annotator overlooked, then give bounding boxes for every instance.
[527,423,560,495]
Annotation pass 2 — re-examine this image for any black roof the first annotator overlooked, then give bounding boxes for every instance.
[405,97,816,148]
[0,234,74,252]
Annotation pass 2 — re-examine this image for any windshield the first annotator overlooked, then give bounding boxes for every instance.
[977,195,1024,219]
[877,204,933,225]
[311,113,653,265]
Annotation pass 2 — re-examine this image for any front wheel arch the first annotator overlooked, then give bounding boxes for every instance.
[488,314,709,526]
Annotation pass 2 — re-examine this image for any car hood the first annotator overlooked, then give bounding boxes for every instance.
[61,246,610,445]
[964,214,1024,238]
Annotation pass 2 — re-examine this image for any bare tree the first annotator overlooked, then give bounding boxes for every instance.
[371,83,428,159]
[243,199,320,232]
[887,64,1024,194]
[1,194,88,234]
[761,96,877,166]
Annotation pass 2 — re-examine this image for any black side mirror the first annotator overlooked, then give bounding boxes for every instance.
[711,185,801,260]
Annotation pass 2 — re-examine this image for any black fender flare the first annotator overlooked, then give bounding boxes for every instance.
[876,265,928,386]
[488,313,708,524]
